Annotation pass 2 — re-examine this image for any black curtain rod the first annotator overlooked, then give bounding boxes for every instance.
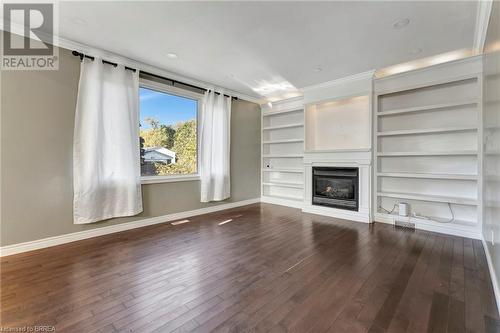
[71,51,237,100]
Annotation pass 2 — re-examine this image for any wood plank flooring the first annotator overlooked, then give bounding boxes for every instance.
[1,203,499,332]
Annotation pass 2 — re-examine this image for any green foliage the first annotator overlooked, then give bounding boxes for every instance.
[155,120,197,175]
[140,117,176,150]
[140,117,197,176]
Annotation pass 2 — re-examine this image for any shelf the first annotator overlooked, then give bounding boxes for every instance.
[263,139,304,144]
[377,191,477,206]
[377,126,477,137]
[377,100,478,117]
[263,154,303,158]
[485,150,500,156]
[377,150,477,157]
[262,123,304,131]
[262,194,303,202]
[377,172,478,180]
[262,168,303,173]
[262,108,303,117]
[263,181,303,189]
[485,175,500,182]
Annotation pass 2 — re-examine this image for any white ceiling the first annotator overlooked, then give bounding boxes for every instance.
[57,1,479,101]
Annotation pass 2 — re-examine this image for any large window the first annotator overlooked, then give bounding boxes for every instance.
[139,80,200,182]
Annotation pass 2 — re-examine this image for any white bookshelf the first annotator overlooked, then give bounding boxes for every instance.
[374,74,482,231]
[261,98,304,206]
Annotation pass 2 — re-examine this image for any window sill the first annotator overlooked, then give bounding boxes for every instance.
[141,174,200,184]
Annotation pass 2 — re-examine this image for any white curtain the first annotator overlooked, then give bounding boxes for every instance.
[73,58,142,224]
[200,90,232,202]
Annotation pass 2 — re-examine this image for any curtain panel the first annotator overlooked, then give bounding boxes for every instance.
[73,58,143,224]
[200,90,232,202]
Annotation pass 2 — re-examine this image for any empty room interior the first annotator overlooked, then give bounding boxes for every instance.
[2,1,500,332]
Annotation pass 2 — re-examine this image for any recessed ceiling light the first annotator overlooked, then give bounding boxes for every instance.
[393,18,410,29]
[409,48,422,55]
[166,53,178,59]
[314,67,322,72]
[71,17,87,26]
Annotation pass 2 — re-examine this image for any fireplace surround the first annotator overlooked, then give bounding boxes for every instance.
[302,150,372,223]
[312,167,359,211]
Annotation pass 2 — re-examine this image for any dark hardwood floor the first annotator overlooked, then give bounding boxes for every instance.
[1,203,499,332]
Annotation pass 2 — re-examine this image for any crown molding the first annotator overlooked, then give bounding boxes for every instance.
[260,95,304,112]
[263,95,303,106]
[374,54,483,83]
[473,0,493,54]
[2,21,262,104]
[299,70,376,93]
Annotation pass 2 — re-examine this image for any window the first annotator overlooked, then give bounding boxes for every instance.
[139,79,201,182]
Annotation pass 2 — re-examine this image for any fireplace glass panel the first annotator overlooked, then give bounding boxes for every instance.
[315,178,355,200]
[312,167,359,211]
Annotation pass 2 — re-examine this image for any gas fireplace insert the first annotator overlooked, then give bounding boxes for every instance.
[312,167,359,211]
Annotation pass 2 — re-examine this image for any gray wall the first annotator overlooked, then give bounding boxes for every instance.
[1,45,261,246]
[482,2,500,292]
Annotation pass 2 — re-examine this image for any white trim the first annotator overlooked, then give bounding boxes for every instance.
[302,206,371,223]
[141,174,200,184]
[301,72,374,105]
[303,92,370,108]
[0,198,260,257]
[2,21,262,104]
[374,213,482,240]
[304,148,372,154]
[260,96,304,113]
[374,55,483,87]
[300,70,376,92]
[139,77,202,182]
[473,0,493,54]
[261,196,304,209]
[414,219,481,240]
[261,95,304,108]
[482,237,500,317]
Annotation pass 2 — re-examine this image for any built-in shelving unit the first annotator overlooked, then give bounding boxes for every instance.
[374,74,482,233]
[261,98,304,207]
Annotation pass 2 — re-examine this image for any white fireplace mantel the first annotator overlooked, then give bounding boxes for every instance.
[302,150,372,223]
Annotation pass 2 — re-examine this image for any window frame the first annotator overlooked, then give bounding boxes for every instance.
[139,78,203,184]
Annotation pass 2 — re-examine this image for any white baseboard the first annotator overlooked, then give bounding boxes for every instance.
[0,198,260,257]
[374,213,482,240]
[302,205,371,223]
[482,237,500,317]
[260,196,304,209]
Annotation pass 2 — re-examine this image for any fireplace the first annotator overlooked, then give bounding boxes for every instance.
[312,167,359,211]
